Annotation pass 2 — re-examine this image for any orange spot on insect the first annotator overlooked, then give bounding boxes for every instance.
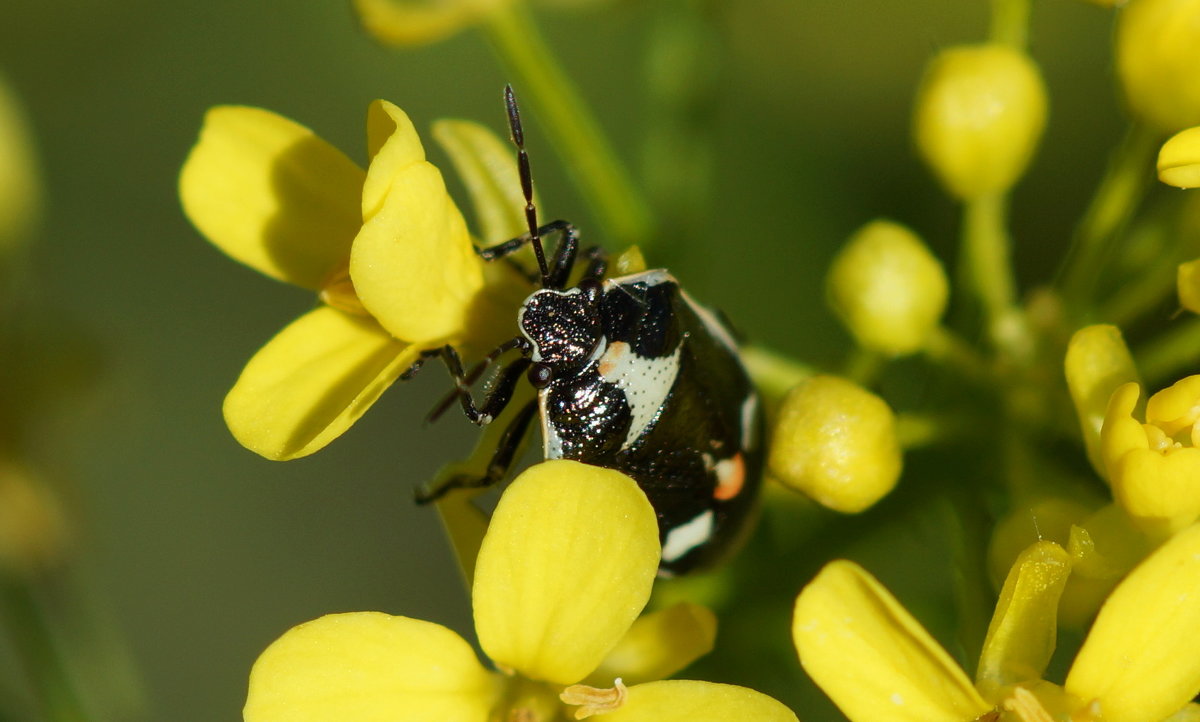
[598,341,628,378]
[713,453,745,500]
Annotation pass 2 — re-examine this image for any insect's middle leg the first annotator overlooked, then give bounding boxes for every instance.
[414,398,539,504]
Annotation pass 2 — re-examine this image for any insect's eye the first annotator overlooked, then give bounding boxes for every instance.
[527,363,554,389]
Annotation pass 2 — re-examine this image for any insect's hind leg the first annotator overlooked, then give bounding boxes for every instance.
[415,399,539,503]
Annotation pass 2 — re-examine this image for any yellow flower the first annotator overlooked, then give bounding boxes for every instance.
[0,71,40,256]
[827,220,949,356]
[1159,126,1200,188]
[1100,378,1200,537]
[1116,0,1200,133]
[244,460,797,722]
[913,44,1048,200]
[354,0,512,46]
[768,375,902,513]
[794,529,1200,722]
[180,101,490,460]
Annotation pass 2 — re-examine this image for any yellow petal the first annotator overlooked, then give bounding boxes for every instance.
[363,101,427,220]
[1166,703,1200,722]
[597,680,798,722]
[1159,126,1200,188]
[223,305,417,460]
[1099,382,1149,478]
[1145,375,1200,435]
[432,118,532,246]
[976,541,1071,698]
[1112,446,1200,537]
[1066,523,1200,722]
[180,106,364,290]
[587,602,717,687]
[792,560,991,722]
[473,460,660,685]
[350,158,484,343]
[244,612,499,722]
[353,0,507,47]
[1064,325,1139,479]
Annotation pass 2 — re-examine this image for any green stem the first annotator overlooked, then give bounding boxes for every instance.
[923,326,994,386]
[989,0,1031,48]
[1059,122,1161,315]
[740,345,814,401]
[963,193,1024,354]
[0,577,90,722]
[843,348,883,387]
[1135,316,1200,386]
[483,4,653,248]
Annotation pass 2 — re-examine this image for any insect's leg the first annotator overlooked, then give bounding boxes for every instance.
[427,337,530,422]
[414,399,539,504]
[399,348,443,381]
[582,245,607,280]
[437,345,532,426]
[474,220,574,261]
[544,223,584,289]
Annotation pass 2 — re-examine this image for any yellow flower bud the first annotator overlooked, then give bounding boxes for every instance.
[913,44,1048,200]
[1100,378,1200,537]
[1179,258,1200,313]
[1158,126,1200,188]
[1064,325,1139,479]
[826,220,948,356]
[1116,0,1200,133]
[768,375,901,513]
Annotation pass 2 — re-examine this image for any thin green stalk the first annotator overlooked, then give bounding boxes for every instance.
[0,577,90,722]
[1059,122,1161,315]
[740,345,814,401]
[923,326,994,386]
[843,348,883,387]
[989,0,1031,48]
[963,193,1023,354]
[483,4,653,248]
[1135,316,1200,386]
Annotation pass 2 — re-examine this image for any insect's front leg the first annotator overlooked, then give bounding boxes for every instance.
[437,345,532,426]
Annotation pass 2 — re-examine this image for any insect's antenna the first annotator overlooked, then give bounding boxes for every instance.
[505,84,550,286]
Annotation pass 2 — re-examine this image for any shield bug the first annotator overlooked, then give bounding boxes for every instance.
[414,86,762,576]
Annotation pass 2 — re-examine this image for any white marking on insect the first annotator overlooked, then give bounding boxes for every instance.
[596,340,683,450]
[540,393,564,458]
[661,509,715,562]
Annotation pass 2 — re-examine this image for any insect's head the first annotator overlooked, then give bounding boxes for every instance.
[518,279,603,385]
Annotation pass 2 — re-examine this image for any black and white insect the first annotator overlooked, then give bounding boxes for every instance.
[413,86,762,576]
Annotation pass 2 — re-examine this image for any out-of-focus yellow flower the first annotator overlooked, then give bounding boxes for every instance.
[0,72,41,256]
[795,529,1200,722]
[1159,126,1200,188]
[353,0,511,46]
[1116,0,1200,133]
[1065,324,1140,479]
[827,220,948,356]
[768,375,901,513]
[1100,378,1200,537]
[244,461,797,722]
[913,44,1047,200]
[1180,258,1200,313]
[0,462,69,577]
[180,101,494,460]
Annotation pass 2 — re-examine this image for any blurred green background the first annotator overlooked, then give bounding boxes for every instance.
[0,0,1122,719]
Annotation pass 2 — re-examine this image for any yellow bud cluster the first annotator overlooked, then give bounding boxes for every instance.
[768,375,901,513]
[1117,0,1200,133]
[827,220,948,356]
[913,44,1048,200]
